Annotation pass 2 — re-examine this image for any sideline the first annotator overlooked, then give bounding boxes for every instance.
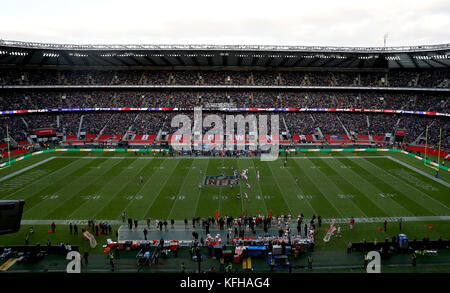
[21,215,450,226]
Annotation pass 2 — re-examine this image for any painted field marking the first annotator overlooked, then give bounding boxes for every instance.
[0,157,55,183]
[21,215,450,226]
[387,156,450,188]
[47,156,390,160]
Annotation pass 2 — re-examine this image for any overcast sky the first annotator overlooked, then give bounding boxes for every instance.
[1,0,449,47]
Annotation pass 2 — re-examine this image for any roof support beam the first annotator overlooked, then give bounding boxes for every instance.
[333,57,351,67]
[90,54,118,66]
[158,56,172,66]
[303,57,318,67]
[222,55,228,66]
[264,57,274,67]
[38,57,49,66]
[190,57,200,66]
[59,53,75,66]
[143,56,157,66]
[237,57,243,66]
[426,58,449,68]
[409,54,420,69]
[111,56,132,66]
[176,57,186,66]
[320,58,337,67]
[394,59,404,69]
[291,58,305,67]
[277,57,289,67]
[206,57,213,66]
[129,56,145,66]
[20,50,34,66]
[251,57,258,66]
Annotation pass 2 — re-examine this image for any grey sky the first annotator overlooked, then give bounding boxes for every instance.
[0,0,449,46]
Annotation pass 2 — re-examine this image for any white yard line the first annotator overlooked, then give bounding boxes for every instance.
[140,159,180,218]
[266,161,294,215]
[167,159,196,219]
[22,159,115,218]
[249,159,269,215]
[365,158,450,211]
[307,159,369,218]
[387,156,450,188]
[276,159,317,216]
[192,159,210,218]
[0,157,55,183]
[292,159,345,218]
[1,157,85,200]
[21,215,450,225]
[105,160,164,219]
[67,159,147,220]
[49,155,390,160]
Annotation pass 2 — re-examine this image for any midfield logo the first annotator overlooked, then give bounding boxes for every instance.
[204,175,238,187]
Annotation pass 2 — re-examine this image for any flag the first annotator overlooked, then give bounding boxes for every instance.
[83,231,97,248]
[216,210,219,222]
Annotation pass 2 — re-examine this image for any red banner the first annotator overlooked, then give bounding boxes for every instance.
[36,128,55,136]
[396,129,406,136]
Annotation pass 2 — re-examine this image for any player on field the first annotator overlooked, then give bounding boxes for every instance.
[198,182,202,190]
[246,183,251,189]
[139,175,143,184]
[336,225,342,237]
[350,216,355,230]
[284,159,287,168]
[257,170,260,181]
[244,193,249,200]
[236,193,241,200]
[295,177,299,185]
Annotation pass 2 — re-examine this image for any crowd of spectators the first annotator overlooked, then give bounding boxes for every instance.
[1,69,449,88]
[0,91,447,113]
[0,70,447,147]
[283,113,316,135]
[1,111,447,149]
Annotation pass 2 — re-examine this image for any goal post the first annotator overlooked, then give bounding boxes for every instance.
[423,126,441,172]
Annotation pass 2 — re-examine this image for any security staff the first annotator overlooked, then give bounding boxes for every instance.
[308,255,313,269]
[109,252,115,272]
[219,257,225,271]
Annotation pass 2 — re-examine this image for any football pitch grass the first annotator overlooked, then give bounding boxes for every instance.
[1,151,449,222]
[0,150,449,272]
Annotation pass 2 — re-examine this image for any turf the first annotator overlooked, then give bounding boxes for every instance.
[0,151,449,221]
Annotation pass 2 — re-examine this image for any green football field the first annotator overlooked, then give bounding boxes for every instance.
[1,151,449,223]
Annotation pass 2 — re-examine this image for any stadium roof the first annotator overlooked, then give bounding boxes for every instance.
[1,39,449,69]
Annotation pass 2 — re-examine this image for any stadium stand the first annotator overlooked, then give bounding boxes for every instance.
[0,40,448,152]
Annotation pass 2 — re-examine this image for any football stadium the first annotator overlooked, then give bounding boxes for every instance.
[0,2,449,278]
[0,39,448,275]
